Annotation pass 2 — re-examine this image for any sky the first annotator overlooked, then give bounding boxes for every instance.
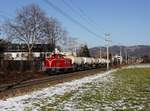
[0,0,150,47]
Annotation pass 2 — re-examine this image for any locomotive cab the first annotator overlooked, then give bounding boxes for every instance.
[44,51,73,73]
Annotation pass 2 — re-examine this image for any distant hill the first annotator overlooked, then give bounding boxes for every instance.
[90,45,150,58]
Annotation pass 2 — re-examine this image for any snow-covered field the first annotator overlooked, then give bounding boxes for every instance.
[0,69,116,111]
[0,64,150,111]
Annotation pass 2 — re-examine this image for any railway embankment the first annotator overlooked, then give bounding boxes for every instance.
[0,64,143,99]
[0,68,106,99]
[0,64,149,110]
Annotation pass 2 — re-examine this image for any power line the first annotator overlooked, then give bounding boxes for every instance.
[62,0,97,29]
[69,0,106,33]
[62,0,105,35]
[62,0,82,17]
[44,0,105,41]
[63,0,123,47]
[63,0,118,46]
[44,0,123,47]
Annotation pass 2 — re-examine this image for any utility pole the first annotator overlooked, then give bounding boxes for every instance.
[74,47,77,56]
[100,47,102,58]
[106,43,109,70]
[105,33,111,70]
[119,46,122,64]
[120,46,122,57]
[125,47,128,64]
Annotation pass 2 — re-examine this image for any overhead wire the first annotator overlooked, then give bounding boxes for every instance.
[43,0,106,41]
[62,0,120,45]
[61,0,105,46]
[68,0,124,46]
[44,0,122,48]
[69,0,106,33]
[61,0,98,30]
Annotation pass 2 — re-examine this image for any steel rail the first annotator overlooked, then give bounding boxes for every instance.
[0,68,107,92]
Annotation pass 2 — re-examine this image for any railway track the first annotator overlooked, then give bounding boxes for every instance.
[0,64,127,95]
[0,68,107,92]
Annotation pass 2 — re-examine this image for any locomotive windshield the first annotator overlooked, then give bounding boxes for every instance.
[50,53,64,59]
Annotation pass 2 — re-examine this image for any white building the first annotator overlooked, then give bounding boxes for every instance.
[112,54,123,64]
[4,52,42,60]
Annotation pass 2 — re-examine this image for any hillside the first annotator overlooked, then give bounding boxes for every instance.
[90,45,150,58]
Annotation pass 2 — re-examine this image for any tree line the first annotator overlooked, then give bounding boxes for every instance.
[0,4,91,59]
[1,4,67,59]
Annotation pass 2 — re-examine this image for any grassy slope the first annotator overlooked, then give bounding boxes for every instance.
[25,68,150,111]
[111,68,150,110]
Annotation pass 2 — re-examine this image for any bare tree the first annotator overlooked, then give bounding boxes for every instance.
[43,17,66,52]
[3,3,71,58]
[60,37,79,56]
[4,4,47,59]
[67,37,78,52]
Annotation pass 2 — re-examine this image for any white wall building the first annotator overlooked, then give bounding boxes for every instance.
[112,54,123,64]
[4,52,46,60]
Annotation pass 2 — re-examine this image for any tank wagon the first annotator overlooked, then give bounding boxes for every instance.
[43,49,110,74]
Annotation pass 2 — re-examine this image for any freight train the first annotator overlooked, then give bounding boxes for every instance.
[43,49,110,74]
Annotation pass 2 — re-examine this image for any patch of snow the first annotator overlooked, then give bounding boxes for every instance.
[63,74,115,111]
[123,64,150,69]
[0,69,116,111]
[0,64,149,111]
